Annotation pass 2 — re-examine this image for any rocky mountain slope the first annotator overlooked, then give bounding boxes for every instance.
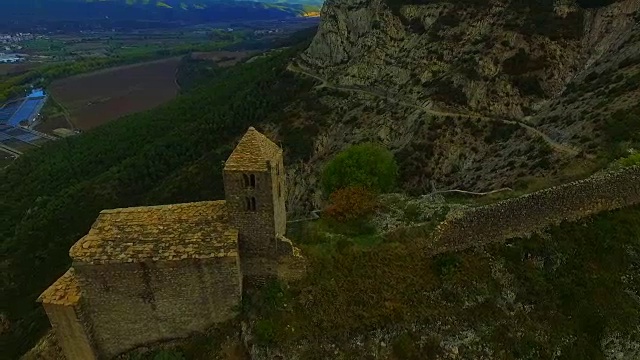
[276,0,640,215]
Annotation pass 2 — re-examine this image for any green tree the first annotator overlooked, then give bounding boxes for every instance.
[321,143,398,195]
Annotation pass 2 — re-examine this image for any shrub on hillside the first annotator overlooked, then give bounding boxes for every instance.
[502,49,546,76]
[153,351,186,360]
[513,75,546,97]
[254,319,277,345]
[606,107,640,143]
[325,186,379,223]
[321,143,398,195]
[612,152,640,168]
[430,79,468,106]
[576,0,617,8]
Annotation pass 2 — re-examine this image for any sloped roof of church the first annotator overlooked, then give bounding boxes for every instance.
[69,201,238,265]
[224,126,282,172]
[37,268,81,306]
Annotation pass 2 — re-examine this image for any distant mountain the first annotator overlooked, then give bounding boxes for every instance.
[0,0,323,24]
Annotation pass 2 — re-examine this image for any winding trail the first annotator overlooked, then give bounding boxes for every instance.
[287,64,581,157]
[429,188,514,196]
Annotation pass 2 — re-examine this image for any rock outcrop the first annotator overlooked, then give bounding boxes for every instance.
[280,0,640,215]
[300,0,639,119]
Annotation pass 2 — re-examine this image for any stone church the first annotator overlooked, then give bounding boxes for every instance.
[37,127,305,360]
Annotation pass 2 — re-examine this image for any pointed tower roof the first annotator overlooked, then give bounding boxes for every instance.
[224,126,282,171]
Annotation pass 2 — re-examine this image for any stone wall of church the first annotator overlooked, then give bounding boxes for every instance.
[41,303,97,360]
[224,169,277,258]
[223,154,292,287]
[224,166,291,287]
[72,257,241,358]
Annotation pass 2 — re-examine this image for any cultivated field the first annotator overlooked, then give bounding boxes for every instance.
[190,50,255,67]
[0,63,39,76]
[34,114,71,135]
[49,57,182,131]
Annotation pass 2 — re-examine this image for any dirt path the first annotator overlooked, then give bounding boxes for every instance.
[501,119,581,156]
[47,94,75,130]
[287,64,581,157]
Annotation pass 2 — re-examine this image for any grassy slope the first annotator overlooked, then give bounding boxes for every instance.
[0,36,316,358]
[244,204,640,359]
[115,198,640,359]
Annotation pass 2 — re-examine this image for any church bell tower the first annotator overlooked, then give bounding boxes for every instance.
[222,126,286,263]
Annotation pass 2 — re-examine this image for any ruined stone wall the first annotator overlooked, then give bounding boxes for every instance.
[431,166,640,253]
[73,257,241,358]
[276,236,307,282]
[42,303,97,360]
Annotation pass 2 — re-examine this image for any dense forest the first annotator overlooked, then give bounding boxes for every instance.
[0,32,316,358]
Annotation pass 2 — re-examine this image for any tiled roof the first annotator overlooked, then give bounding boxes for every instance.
[224,126,282,171]
[69,201,238,265]
[37,268,81,306]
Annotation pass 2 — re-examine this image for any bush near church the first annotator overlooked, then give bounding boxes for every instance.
[325,186,378,222]
[321,143,398,196]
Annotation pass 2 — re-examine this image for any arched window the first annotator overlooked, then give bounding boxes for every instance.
[245,197,251,211]
[250,197,257,211]
[242,174,250,188]
[278,182,281,198]
[250,174,256,188]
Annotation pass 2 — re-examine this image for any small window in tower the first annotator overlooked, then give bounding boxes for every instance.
[278,182,281,198]
[243,174,250,188]
[245,197,251,211]
[276,163,280,175]
[250,197,257,211]
[250,174,256,188]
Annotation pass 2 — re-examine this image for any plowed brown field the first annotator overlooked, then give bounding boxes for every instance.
[49,57,182,131]
[0,63,38,76]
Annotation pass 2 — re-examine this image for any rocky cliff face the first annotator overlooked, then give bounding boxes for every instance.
[278,0,640,215]
[300,0,638,119]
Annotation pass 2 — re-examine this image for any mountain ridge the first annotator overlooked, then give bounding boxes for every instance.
[0,0,323,24]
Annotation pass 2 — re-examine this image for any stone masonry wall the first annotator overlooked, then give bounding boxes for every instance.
[42,303,97,360]
[224,165,290,285]
[73,257,241,358]
[430,165,640,254]
[224,170,277,258]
